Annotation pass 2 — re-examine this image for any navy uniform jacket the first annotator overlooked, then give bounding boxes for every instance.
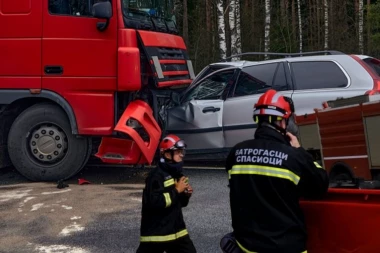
[139,162,191,243]
[226,126,329,253]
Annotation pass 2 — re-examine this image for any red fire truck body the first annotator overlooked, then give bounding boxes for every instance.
[296,94,380,182]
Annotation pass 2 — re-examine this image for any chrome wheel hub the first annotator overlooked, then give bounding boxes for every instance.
[29,125,68,163]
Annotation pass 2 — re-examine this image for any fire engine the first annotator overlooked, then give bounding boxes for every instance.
[0,0,194,181]
[296,93,380,183]
[294,95,380,252]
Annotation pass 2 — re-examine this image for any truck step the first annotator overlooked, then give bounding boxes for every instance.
[95,137,143,164]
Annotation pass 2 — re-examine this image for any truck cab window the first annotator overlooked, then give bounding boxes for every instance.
[49,0,95,16]
[122,0,178,33]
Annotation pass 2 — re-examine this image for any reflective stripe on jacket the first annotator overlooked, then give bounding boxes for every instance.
[226,126,329,253]
[139,163,191,243]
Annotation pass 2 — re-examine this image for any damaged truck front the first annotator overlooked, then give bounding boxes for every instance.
[0,0,194,181]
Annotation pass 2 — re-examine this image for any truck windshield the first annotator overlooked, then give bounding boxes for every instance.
[122,0,178,33]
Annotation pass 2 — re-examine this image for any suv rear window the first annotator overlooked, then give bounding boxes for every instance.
[291,61,348,90]
[362,57,380,77]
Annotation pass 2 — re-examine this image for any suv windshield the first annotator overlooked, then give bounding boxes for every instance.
[122,0,178,33]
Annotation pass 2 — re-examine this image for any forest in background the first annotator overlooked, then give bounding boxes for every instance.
[173,0,380,74]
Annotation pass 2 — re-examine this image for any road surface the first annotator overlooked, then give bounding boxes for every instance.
[0,166,231,253]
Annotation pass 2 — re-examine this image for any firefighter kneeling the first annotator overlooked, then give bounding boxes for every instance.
[221,89,329,253]
[137,134,196,253]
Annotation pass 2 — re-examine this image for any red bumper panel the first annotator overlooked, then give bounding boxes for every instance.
[95,100,161,165]
[300,188,380,252]
[137,30,187,50]
[95,138,143,164]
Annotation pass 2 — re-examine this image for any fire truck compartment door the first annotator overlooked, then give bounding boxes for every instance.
[300,188,380,252]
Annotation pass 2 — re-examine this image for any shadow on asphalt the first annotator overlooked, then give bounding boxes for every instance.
[0,165,149,187]
[0,159,225,187]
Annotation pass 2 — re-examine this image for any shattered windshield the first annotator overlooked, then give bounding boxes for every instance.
[183,69,236,102]
[122,0,179,32]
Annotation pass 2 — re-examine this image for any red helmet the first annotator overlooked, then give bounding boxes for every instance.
[159,134,187,152]
[253,89,292,120]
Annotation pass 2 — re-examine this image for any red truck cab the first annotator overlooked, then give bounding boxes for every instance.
[0,0,194,181]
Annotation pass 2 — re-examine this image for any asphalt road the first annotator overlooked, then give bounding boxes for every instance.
[0,166,231,253]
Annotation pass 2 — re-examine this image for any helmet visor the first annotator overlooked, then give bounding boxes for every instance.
[174,139,187,149]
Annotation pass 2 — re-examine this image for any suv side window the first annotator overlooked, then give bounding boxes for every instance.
[233,63,288,97]
[182,69,235,102]
[291,61,348,90]
[49,0,97,16]
[273,63,288,90]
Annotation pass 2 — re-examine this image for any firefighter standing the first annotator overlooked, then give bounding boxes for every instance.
[221,89,329,253]
[136,134,197,253]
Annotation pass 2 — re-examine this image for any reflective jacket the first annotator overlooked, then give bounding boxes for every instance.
[226,126,329,253]
[139,162,191,243]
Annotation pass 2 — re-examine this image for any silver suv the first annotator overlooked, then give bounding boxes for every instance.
[165,51,380,161]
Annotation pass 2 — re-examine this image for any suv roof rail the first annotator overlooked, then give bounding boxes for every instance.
[221,50,345,62]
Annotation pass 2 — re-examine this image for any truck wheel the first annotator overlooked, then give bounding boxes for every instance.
[8,103,91,181]
[329,164,354,183]
[332,172,353,183]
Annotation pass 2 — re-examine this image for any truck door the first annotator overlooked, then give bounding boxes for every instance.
[42,0,117,133]
[0,0,42,89]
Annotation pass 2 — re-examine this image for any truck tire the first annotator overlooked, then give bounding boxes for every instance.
[7,103,91,181]
[331,171,353,183]
[329,163,354,183]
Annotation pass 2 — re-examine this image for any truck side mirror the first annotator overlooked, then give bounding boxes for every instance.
[92,1,112,31]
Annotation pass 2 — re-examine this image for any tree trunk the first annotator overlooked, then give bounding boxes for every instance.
[367,0,371,53]
[224,0,232,58]
[229,0,237,58]
[182,0,189,46]
[328,0,333,49]
[281,0,286,21]
[297,0,303,53]
[252,0,255,45]
[285,0,289,16]
[206,0,211,33]
[264,0,271,59]
[308,0,313,50]
[355,0,359,14]
[206,0,211,61]
[317,0,321,47]
[217,0,226,59]
[324,0,328,50]
[359,0,364,54]
[235,0,242,60]
[292,0,296,42]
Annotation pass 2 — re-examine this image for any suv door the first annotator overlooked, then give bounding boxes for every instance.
[166,68,237,152]
[290,61,359,116]
[223,62,292,148]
